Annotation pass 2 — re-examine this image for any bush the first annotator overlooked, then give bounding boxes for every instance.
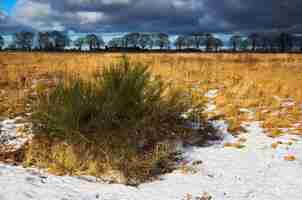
[28,56,213,184]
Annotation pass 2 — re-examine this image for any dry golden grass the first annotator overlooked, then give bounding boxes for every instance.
[1,52,302,137]
[1,52,302,183]
[24,134,177,184]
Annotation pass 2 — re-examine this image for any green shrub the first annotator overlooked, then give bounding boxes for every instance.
[28,56,212,184]
[32,57,188,139]
[94,57,164,129]
[33,77,97,136]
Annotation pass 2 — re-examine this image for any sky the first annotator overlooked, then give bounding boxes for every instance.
[1,0,16,14]
[0,0,301,36]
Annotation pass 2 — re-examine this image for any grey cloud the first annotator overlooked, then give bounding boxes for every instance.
[0,11,32,33]
[203,0,302,33]
[3,0,302,34]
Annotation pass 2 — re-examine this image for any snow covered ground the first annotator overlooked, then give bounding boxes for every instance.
[0,118,32,152]
[1,90,302,200]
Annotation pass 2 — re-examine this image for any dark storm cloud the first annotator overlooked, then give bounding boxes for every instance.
[12,0,204,33]
[4,0,302,33]
[202,0,302,33]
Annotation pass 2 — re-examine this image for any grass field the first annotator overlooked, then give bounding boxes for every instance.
[1,52,302,136]
[1,52,302,193]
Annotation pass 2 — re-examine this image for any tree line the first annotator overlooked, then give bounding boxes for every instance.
[0,31,301,52]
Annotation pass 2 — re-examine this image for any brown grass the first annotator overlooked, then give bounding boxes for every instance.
[1,52,301,136]
[1,52,302,183]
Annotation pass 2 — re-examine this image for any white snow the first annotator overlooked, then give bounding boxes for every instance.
[204,103,217,113]
[203,89,219,114]
[204,89,218,99]
[1,120,302,200]
[0,118,32,151]
[1,90,302,200]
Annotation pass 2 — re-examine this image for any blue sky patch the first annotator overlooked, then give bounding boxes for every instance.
[1,0,16,14]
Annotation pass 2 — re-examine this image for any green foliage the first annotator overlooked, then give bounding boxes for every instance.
[32,56,186,137]
[30,56,195,183]
[32,77,97,136]
[95,57,160,129]
[27,56,217,184]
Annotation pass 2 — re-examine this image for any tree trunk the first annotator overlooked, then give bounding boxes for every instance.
[233,44,236,52]
[252,41,256,51]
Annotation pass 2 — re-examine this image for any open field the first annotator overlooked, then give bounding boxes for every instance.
[1,52,302,199]
[1,52,302,136]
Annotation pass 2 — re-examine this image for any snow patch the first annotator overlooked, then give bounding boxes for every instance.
[0,117,32,152]
[204,89,218,99]
[1,91,302,199]
[1,119,302,200]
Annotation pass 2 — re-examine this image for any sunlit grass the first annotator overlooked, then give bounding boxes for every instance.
[23,56,213,184]
[1,52,302,135]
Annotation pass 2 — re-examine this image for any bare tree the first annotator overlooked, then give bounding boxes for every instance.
[174,35,187,50]
[50,31,70,51]
[204,33,214,52]
[190,33,205,49]
[155,33,170,49]
[248,33,261,51]
[0,35,4,50]
[213,38,223,52]
[74,37,86,51]
[124,32,140,48]
[38,32,52,50]
[259,34,273,52]
[108,37,126,48]
[13,31,34,50]
[240,39,250,51]
[149,33,159,49]
[185,36,195,49]
[108,38,118,48]
[229,34,243,52]
[138,33,152,49]
[276,32,293,52]
[86,34,100,50]
[37,31,69,51]
[262,33,285,52]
